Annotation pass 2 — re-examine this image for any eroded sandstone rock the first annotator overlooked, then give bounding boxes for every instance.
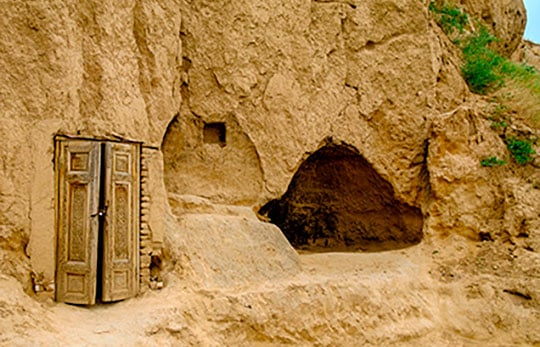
[460,0,526,56]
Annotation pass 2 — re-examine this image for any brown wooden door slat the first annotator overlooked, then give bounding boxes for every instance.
[56,140,100,305]
[101,142,140,302]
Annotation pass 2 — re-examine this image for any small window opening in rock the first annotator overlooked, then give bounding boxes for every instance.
[203,122,226,146]
[260,144,424,252]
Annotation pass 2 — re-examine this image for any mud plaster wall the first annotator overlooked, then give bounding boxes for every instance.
[140,147,169,290]
[162,112,263,205]
[0,1,181,287]
[177,0,468,205]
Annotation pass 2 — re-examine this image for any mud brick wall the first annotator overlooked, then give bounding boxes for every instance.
[139,147,153,292]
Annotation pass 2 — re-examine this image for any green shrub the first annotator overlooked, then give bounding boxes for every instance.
[490,120,507,129]
[505,137,535,165]
[430,2,505,94]
[430,1,540,126]
[460,27,505,94]
[429,1,469,35]
[480,156,507,167]
[487,103,509,129]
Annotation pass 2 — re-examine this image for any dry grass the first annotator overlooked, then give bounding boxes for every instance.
[495,72,540,128]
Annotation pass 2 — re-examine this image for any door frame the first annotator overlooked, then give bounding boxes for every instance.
[54,135,141,304]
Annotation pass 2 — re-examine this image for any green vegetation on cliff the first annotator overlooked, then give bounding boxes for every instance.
[431,1,539,98]
[431,1,538,166]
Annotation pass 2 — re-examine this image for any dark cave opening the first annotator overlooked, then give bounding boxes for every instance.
[261,144,424,252]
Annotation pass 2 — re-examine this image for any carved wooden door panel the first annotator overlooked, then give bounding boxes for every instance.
[101,142,140,302]
[56,140,101,305]
[56,139,139,305]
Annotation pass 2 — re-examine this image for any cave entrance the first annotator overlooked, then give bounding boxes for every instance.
[261,144,423,252]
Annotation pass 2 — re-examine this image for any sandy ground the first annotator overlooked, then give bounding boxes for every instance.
[1,237,539,346]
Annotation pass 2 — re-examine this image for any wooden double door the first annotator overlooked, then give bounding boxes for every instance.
[55,138,140,305]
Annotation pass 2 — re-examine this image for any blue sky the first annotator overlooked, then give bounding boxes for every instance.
[524,0,540,42]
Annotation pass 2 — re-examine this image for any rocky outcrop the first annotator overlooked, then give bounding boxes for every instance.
[515,39,540,72]
[0,0,534,285]
[460,0,526,56]
[426,104,507,239]
[0,1,538,343]
[175,0,470,208]
[165,194,301,289]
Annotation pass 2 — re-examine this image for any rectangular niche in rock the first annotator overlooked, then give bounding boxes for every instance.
[55,137,140,305]
[203,122,226,146]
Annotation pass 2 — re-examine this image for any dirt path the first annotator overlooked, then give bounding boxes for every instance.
[2,241,539,346]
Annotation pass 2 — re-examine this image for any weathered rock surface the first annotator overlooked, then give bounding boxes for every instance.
[165,194,301,289]
[427,99,540,241]
[177,0,455,205]
[163,113,264,205]
[460,0,526,56]
[0,0,182,283]
[516,39,540,72]
[427,103,506,239]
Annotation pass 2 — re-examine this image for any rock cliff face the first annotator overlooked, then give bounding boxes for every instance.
[177,0,453,204]
[459,0,526,56]
[0,0,539,344]
[0,0,536,284]
[516,39,540,71]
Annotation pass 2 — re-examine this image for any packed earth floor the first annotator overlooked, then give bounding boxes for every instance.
[2,235,538,346]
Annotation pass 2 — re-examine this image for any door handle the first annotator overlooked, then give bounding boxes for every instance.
[91,204,108,218]
[99,203,108,217]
